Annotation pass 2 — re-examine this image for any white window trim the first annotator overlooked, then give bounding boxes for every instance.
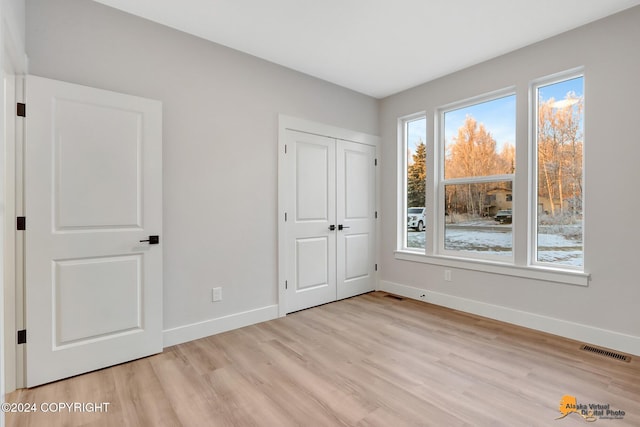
[436,89,516,262]
[529,68,585,271]
[396,78,590,286]
[398,113,426,252]
[394,250,589,286]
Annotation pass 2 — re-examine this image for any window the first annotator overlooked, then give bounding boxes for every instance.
[440,93,516,259]
[403,116,426,250]
[534,75,584,268]
[396,69,587,282]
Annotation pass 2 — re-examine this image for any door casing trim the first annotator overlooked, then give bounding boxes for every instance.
[277,115,380,317]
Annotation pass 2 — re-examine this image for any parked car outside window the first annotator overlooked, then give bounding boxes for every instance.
[408,207,426,231]
[494,209,513,224]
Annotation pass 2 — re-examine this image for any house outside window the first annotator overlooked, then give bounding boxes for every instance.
[440,93,516,259]
[396,69,585,279]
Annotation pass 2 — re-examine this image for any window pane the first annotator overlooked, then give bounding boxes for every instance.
[536,76,584,267]
[444,95,516,180]
[406,117,426,249]
[444,181,512,257]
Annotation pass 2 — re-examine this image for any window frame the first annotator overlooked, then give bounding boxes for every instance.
[398,113,427,252]
[436,88,517,262]
[530,68,585,271]
[394,73,589,287]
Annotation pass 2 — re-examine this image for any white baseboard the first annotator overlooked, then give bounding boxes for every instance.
[379,280,640,356]
[163,304,279,348]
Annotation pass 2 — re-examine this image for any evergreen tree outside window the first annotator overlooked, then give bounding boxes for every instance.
[396,69,586,278]
[403,117,426,250]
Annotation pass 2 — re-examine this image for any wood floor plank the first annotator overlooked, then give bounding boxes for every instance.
[147,347,230,426]
[6,291,640,426]
[110,357,182,426]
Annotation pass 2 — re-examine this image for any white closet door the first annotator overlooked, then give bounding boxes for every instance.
[285,129,376,313]
[336,141,376,300]
[285,130,337,313]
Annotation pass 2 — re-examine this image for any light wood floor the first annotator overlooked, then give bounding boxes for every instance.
[7,291,640,426]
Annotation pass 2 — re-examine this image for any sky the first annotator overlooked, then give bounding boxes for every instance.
[444,94,516,153]
[406,76,584,161]
[538,76,584,105]
[406,117,426,165]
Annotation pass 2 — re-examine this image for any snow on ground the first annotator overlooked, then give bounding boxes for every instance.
[406,219,583,266]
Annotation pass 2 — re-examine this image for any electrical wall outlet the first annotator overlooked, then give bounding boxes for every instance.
[444,269,452,282]
[212,287,222,302]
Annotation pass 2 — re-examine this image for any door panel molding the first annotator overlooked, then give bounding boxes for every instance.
[278,115,379,316]
[285,131,336,313]
[336,140,376,301]
[24,76,162,387]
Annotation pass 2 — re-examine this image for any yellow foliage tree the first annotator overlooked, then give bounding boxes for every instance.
[537,93,583,218]
[445,116,513,216]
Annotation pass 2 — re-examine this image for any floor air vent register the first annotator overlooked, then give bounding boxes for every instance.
[580,344,631,362]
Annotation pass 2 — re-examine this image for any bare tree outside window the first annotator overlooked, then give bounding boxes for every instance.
[536,76,584,267]
[442,94,516,258]
[398,71,585,272]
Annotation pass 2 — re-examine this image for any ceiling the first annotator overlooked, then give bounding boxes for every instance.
[92,0,640,98]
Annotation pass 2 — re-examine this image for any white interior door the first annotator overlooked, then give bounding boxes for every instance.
[336,141,376,300]
[24,76,163,387]
[285,129,375,313]
[285,130,337,313]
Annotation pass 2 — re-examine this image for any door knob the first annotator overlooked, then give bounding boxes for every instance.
[338,225,350,230]
[328,225,336,231]
[140,235,160,244]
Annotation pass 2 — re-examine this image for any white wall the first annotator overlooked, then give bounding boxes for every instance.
[379,7,640,354]
[25,0,379,342]
[2,0,25,70]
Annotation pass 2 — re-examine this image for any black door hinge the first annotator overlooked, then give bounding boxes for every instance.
[374,158,377,166]
[284,212,288,222]
[375,264,378,271]
[285,280,288,290]
[17,216,26,230]
[375,211,378,219]
[284,144,287,154]
[17,329,26,344]
[17,103,26,117]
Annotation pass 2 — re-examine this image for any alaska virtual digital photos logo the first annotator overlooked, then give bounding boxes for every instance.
[556,395,626,422]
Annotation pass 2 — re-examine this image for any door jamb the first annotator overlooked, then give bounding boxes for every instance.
[3,70,26,395]
[277,115,380,318]
[12,75,25,391]
[3,74,25,393]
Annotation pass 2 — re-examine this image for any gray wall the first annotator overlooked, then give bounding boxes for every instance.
[25,0,640,354]
[25,0,379,331]
[379,7,640,349]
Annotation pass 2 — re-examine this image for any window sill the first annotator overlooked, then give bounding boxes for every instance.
[394,250,590,287]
